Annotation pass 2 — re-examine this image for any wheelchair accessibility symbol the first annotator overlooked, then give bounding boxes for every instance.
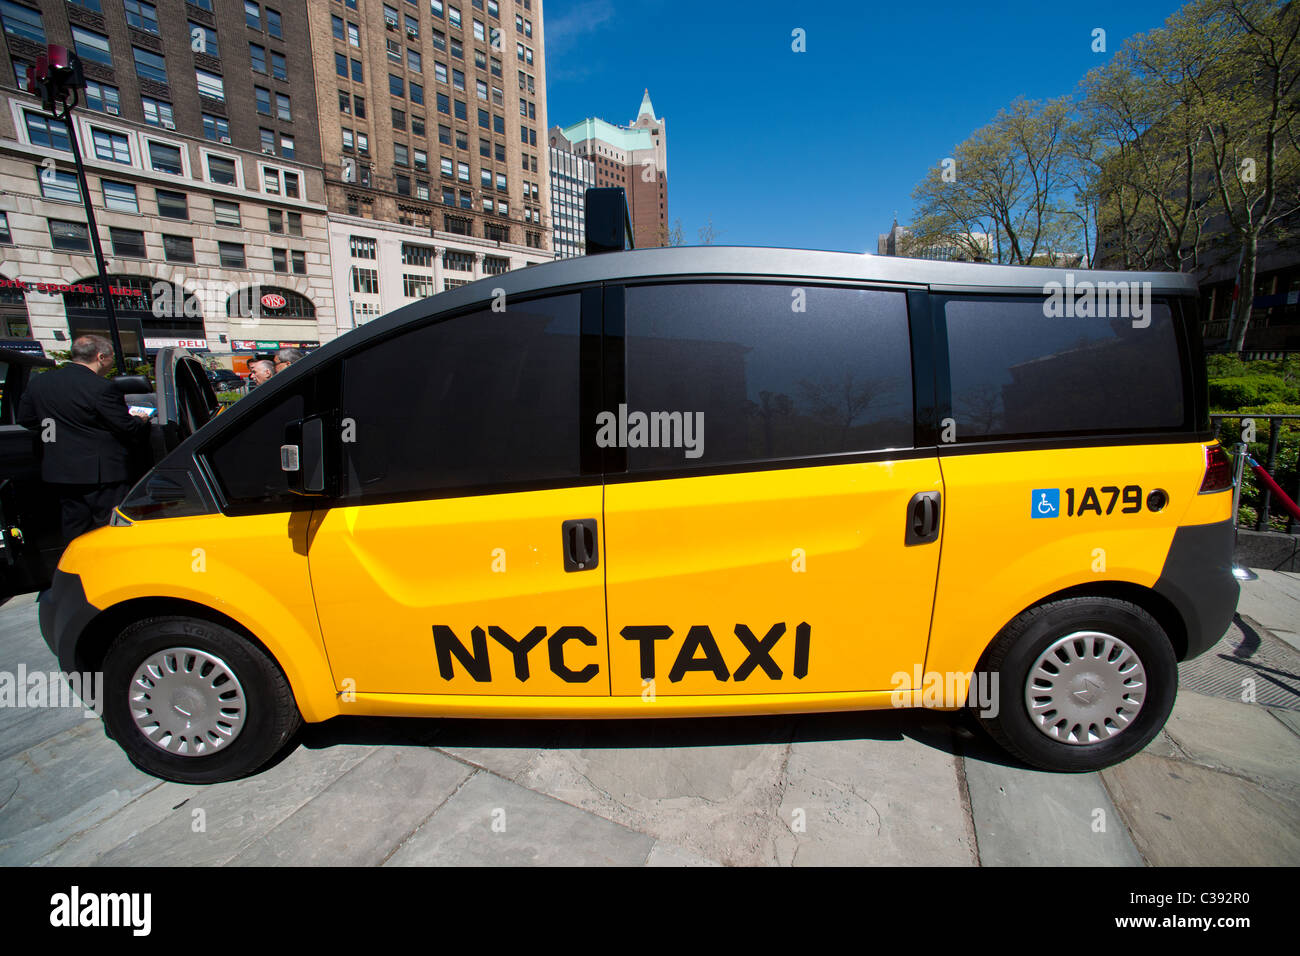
[1032,488,1060,519]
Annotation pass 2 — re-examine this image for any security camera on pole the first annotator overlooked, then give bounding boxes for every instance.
[26,46,129,375]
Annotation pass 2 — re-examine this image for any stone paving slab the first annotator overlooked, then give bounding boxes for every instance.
[384,769,657,866]
[1102,751,1300,866]
[1236,571,1300,653]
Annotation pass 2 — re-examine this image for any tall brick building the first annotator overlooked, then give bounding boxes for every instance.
[559,89,666,248]
[0,0,339,356]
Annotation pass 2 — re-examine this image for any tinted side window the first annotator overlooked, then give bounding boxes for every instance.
[942,295,1186,440]
[341,293,581,499]
[623,283,913,472]
[204,387,305,507]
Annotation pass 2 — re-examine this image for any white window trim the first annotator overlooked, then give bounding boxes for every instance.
[142,134,190,178]
[200,148,242,189]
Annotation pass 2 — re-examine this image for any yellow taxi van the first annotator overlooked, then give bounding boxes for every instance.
[33,239,1239,783]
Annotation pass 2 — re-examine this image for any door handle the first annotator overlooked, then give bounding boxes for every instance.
[904,491,941,546]
[562,518,599,572]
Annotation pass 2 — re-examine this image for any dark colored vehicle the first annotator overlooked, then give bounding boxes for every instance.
[206,368,245,392]
[0,347,218,599]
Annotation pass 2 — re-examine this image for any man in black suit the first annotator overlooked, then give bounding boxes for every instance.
[17,334,151,542]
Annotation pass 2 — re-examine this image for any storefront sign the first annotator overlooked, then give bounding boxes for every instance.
[144,337,209,350]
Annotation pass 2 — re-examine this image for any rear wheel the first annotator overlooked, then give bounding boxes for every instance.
[101,616,301,783]
[974,597,1177,772]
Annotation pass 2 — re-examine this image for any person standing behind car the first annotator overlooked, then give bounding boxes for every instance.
[247,359,275,387]
[17,334,151,542]
[274,348,304,374]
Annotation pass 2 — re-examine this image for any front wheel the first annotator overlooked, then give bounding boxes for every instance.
[101,616,301,783]
[974,597,1177,772]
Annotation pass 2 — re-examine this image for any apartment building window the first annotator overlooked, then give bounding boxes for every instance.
[354,96,366,118]
[450,38,462,59]
[441,186,454,206]
[0,212,11,245]
[452,68,465,91]
[189,22,219,56]
[431,0,443,16]
[437,92,449,115]
[133,47,167,84]
[458,189,473,208]
[276,93,292,121]
[394,143,409,166]
[217,242,245,268]
[84,81,120,114]
[474,48,486,71]
[478,136,489,157]
[335,53,347,78]
[476,79,488,100]
[440,126,453,146]
[125,0,158,33]
[102,180,138,213]
[250,43,267,73]
[389,74,404,97]
[395,174,410,196]
[404,12,418,36]
[443,249,473,271]
[440,157,453,177]
[156,189,188,220]
[351,59,363,81]
[92,128,131,164]
[292,249,306,273]
[332,14,344,39]
[443,214,469,235]
[490,57,501,78]
[110,227,147,259]
[0,1,44,44]
[357,132,368,154]
[339,90,352,114]
[495,171,506,192]
[271,51,287,81]
[412,115,425,136]
[473,19,484,40]
[281,135,295,159]
[410,82,423,105]
[352,266,378,294]
[448,5,460,27]
[284,171,300,198]
[414,148,428,171]
[432,28,445,51]
[392,107,406,131]
[342,128,354,151]
[457,130,468,151]
[386,37,401,62]
[479,168,490,188]
[203,113,230,142]
[197,69,225,101]
[207,155,237,185]
[416,179,430,200]
[350,235,376,258]
[260,128,276,153]
[163,234,195,263]
[477,108,488,129]
[272,248,287,272]
[49,219,89,252]
[255,88,271,115]
[142,97,174,127]
[72,26,112,66]
[267,7,282,39]
[457,161,469,182]
[487,0,498,16]
[244,1,260,30]
[484,224,508,244]
[39,167,80,203]
[348,22,360,46]
[149,141,183,175]
[214,200,241,226]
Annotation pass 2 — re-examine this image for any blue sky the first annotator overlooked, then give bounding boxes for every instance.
[543,0,1190,252]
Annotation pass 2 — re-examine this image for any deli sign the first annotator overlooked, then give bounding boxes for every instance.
[144,337,208,350]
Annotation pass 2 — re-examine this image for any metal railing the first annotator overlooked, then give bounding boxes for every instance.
[1210,413,1300,534]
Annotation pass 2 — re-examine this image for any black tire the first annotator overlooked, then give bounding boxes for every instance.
[974,596,1177,772]
[101,615,301,784]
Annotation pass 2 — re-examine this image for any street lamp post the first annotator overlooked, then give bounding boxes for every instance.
[27,46,129,374]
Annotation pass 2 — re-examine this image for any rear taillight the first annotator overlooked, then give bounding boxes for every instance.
[1199,444,1233,494]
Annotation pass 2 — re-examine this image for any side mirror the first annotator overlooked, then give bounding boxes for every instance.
[282,416,330,496]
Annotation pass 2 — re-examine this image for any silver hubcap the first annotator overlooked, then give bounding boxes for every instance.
[129,647,246,756]
[1024,631,1147,745]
